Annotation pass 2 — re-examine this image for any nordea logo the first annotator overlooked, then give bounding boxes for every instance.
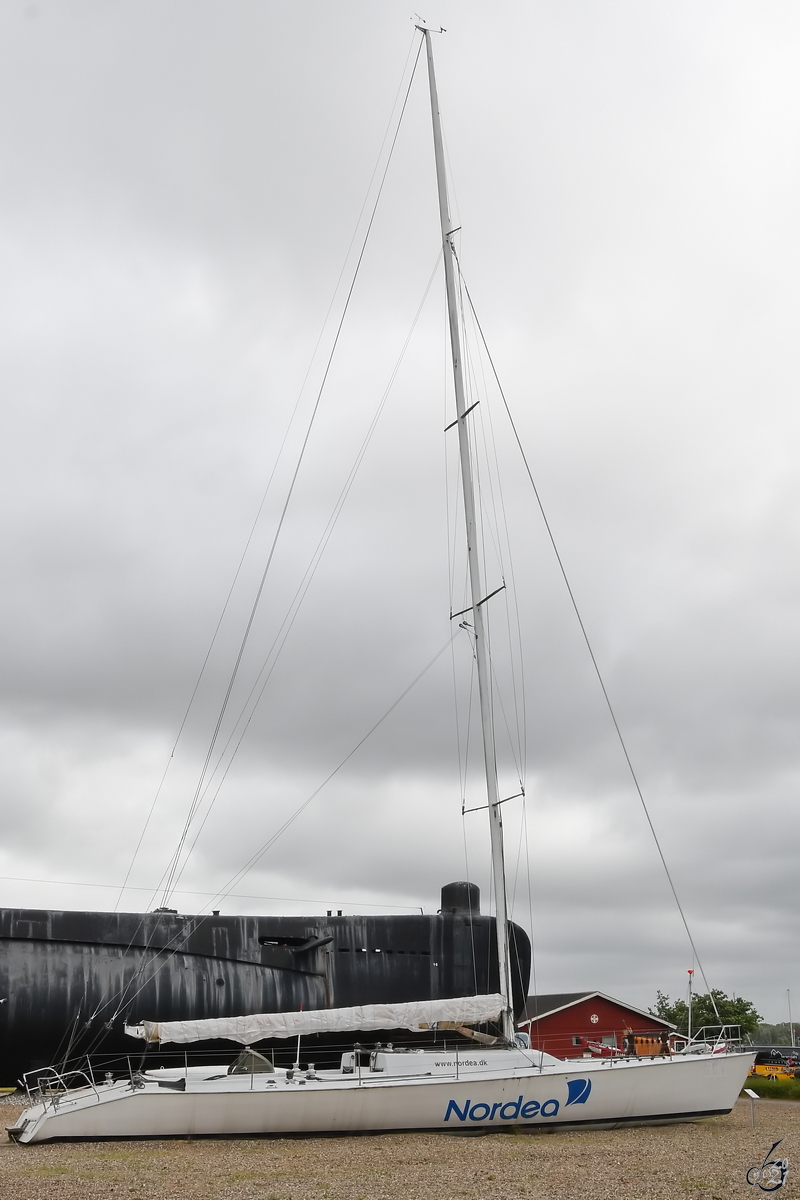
[444,1078,592,1124]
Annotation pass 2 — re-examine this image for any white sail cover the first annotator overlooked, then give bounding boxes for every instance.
[125,994,505,1046]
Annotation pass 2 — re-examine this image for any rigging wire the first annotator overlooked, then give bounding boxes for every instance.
[205,632,459,911]
[464,287,528,782]
[445,276,483,1000]
[114,35,421,914]
[65,41,429,1044]
[521,795,540,1060]
[91,90,430,1032]
[453,259,530,826]
[446,251,527,813]
[166,255,444,895]
[459,817,480,999]
[101,630,460,1021]
[71,627,460,1050]
[158,39,425,910]
[0,876,426,910]
[459,273,721,1016]
[488,640,523,786]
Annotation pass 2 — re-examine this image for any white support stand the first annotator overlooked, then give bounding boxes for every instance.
[744,1086,759,1128]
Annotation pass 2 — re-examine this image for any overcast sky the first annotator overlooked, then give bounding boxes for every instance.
[1,0,799,1025]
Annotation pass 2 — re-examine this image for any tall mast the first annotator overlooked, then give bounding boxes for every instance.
[420,27,515,1043]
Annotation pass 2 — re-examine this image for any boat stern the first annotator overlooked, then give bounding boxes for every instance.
[6,1102,45,1144]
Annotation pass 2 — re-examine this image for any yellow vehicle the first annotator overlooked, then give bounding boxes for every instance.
[749,1050,800,1080]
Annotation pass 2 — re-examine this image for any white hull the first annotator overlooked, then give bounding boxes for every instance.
[8,1050,754,1143]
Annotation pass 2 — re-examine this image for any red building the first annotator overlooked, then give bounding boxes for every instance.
[518,991,683,1059]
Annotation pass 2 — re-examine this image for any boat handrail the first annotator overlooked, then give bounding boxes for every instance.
[680,1024,743,1052]
[22,1064,100,1108]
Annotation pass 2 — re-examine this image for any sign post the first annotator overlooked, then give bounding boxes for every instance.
[744,1087,759,1129]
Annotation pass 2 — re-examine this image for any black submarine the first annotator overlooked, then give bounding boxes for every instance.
[0,881,530,1082]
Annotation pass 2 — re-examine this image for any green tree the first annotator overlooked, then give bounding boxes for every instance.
[753,1022,796,1046]
[650,989,761,1037]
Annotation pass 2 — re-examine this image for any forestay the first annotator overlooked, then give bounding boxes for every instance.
[125,993,505,1045]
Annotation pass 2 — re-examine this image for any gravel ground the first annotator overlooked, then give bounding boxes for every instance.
[0,1097,796,1199]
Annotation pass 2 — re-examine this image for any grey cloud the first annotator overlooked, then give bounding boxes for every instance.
[1,0,799,1023]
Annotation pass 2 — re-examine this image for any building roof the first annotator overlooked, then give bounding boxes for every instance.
[521,993,594,1021]
[520,991,676,1030]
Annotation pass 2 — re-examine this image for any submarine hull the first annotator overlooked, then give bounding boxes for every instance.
[0,885,530,1082]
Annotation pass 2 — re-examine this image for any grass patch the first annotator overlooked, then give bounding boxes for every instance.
[743,1077,800,1101]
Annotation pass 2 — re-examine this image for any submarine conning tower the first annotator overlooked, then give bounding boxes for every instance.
[440,881,481,916]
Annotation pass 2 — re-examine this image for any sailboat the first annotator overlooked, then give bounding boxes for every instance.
[7,27,754,1144]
